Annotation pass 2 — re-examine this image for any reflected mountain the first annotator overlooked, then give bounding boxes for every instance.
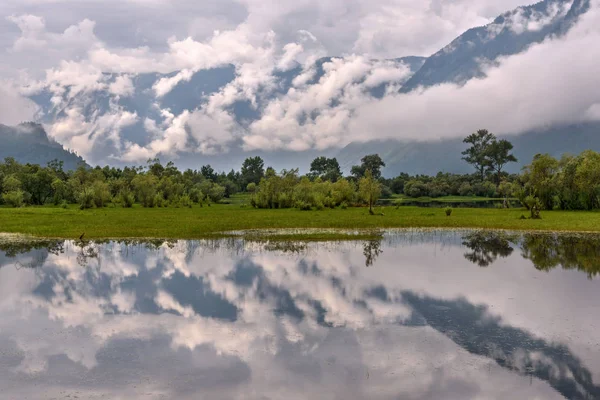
[402,292,600,400]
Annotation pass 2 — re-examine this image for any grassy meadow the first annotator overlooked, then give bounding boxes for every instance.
[2,200,600,240]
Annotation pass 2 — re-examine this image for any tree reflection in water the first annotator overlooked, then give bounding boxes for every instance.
[521,233,600,279]
[363,239,383,267]
[460,231,600,278]
[461,231,516,267]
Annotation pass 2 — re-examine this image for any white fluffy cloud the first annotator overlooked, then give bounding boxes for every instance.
[344,2,600,143]
[0,0,598,164]
[0,82,38,124]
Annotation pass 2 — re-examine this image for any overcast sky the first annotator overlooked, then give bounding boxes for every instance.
[0,0,534,73]
[1,0,599,164]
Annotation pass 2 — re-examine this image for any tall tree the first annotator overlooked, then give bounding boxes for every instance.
[241,156,265,187]
[462,129,494,181]
[522,153,559,210]
[359,169,381,215]
[200,165,217,182]
[146,158,164,178]
[309,157,342,182]
[487,139,517,185]
[351,154,386,180]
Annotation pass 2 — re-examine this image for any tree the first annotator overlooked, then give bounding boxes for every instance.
[462,129,495,181]
[351,154,386,180]
[208,184,226,203]
[3,175,21,192]
[574,150,600,210]
[147,158,164,177]
[522,153,559,210]
[22,166,54,205]
[201,165,217,182]
[310,157,342,182]
[487,139,517,185]
[359,169,381,215]
[131,174,158,207]
[241,157,265,187]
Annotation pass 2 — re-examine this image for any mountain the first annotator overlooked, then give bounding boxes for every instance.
[11,0,595,174]
[336,122,600,176]
[401,0,590,92]
[26,55,426,169]
[0,123,87,170]
[334,0,596,177]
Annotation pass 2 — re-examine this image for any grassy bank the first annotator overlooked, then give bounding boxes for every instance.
[1,204,600,239]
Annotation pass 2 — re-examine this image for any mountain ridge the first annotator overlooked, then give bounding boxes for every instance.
[1,0,595,174]
[0,123,87,171]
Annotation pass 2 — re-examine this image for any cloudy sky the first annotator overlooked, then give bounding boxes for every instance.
[0,0,599,165]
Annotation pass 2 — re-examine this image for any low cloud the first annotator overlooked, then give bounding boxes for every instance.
[0,0,598,165]
[345,2,600,143]
[0,82,38,125]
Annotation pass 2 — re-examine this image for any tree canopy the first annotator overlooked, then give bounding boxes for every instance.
[462,129,517,183]
[309,157,342,182]
[241,156,265,186]
[351,154,386,179]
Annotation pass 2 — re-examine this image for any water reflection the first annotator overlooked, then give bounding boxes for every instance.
[403,292,599,400]
[457,231,600,279]
[1,231,600,399]
[363,239,383,267]
[521,233,600,278]
[461,231,516,267]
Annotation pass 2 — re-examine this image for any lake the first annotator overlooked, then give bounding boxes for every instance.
[0,230,599,399]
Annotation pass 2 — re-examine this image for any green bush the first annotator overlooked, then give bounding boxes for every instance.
[60,200,68,209]
[323,196,336,208]
[458,182,473,197]
[2,190,24,208]
[404,180,429,198]
[445,207,453,217]
[170,196,181,208]
[117,190,135,208]
[92,181,111,208]
[525,196,543,219]
[208,184,226,203]
[132,174,158,207]
[153,193,163,208]
[295,200,312,211]
[76,189,94,210]
[180,195,193,208]
[340,201,348,210]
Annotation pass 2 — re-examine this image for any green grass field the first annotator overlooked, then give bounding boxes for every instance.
[391,195,508,203]
[1,203,600,239]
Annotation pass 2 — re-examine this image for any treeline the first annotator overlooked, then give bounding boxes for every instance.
[0,154,385,212]
[0,157,244,209]
[1,128,600,212]
[513,150,600,211]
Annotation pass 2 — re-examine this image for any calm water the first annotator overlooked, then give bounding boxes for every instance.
[1,231,600,400]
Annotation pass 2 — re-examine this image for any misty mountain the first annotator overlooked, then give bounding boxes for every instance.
[6,0,595,175]
[401,0,590,92]
[337,122,600,176]
[0,123,86,171]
